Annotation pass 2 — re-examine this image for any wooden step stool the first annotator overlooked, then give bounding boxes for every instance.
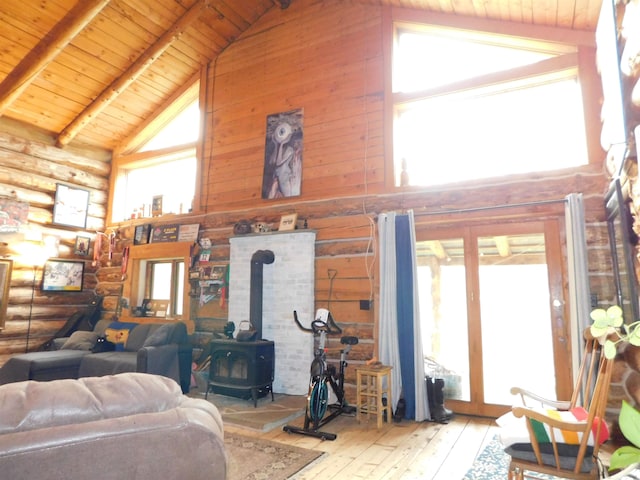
[355,364,392,428]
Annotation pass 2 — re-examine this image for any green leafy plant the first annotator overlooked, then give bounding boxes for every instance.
[590,305,640,359]
[590,305,640,472]
[609,400,640,471]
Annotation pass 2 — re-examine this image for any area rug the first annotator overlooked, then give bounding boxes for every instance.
[202,392,306,432]
[225,432,325,480]
[463,436,560,480]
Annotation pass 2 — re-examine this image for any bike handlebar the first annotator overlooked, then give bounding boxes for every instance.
[293,310,342,335]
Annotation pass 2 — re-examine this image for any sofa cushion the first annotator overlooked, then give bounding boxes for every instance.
[61,331,98,350]
[78,351,137,378]
[0,373,185,434]
[143,323,174,347]
[104,321,138,351]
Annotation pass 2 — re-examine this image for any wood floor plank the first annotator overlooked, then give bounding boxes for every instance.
[227,413,499,480]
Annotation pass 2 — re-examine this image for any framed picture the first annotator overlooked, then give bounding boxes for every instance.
[134,224,150,245]
[278,213,298,231]
[262,109,303,199]
[42,259,84,292]
[53,184,89,228]
[74,235,91,256]
[152,195,163,217]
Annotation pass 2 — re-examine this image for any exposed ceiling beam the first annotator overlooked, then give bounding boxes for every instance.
[56,0,209,147]
[494,235,511,257]
[0,0,112,116]
[427,240,447,260]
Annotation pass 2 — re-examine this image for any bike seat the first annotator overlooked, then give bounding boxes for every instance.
[341,336,358,345]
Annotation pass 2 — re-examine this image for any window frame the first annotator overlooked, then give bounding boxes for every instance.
[145,259,185,317]
[122,242,193,331]
[383,9,603,190]
[109,144,198,223]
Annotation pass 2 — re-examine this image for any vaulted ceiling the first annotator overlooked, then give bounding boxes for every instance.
[0,0,603,153]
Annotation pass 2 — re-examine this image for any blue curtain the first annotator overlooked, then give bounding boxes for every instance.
[378,211,429,421]
[395,215,417,417]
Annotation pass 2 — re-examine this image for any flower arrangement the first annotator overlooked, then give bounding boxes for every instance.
[589,305,640,472]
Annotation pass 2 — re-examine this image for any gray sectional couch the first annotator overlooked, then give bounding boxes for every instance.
[0,320,192,393]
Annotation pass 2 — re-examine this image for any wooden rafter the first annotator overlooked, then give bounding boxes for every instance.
[427,240,447,260]
[494,235,511,257]
[0,0,112,116]
[56,0,209,147]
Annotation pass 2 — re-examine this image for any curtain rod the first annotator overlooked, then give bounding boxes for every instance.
[413,197,568,217]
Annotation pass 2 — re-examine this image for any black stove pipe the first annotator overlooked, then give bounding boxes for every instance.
[249,249,275,340]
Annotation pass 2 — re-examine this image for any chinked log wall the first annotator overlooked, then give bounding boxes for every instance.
[0,117,110,365]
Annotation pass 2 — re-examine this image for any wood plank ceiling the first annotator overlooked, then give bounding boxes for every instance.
[0,0,604,153]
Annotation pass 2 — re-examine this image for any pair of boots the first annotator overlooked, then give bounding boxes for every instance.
[426,376,453,424]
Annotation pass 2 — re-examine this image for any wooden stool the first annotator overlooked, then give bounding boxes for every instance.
[355,365,392,428]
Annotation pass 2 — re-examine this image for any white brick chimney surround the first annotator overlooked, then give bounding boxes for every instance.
[229,230,315,395]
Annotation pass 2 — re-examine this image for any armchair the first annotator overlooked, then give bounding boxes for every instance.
[498,328,614,480]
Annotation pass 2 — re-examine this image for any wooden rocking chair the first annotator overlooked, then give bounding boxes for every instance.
[498,328,614,480]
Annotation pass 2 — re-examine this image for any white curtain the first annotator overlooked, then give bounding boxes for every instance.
[565,193,591,378]
[378,210,429,421]
[378,212,402,412]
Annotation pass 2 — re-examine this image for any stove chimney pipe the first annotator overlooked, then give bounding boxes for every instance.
[250,249,275,339]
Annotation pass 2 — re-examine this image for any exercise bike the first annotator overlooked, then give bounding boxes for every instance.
[282,309,358,441]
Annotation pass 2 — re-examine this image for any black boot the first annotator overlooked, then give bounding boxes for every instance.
[393,397,406,423]
[426,376,452,423]
[433,378,453,423]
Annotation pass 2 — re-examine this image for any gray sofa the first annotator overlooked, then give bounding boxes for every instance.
[0,372,226,480]
[0,320,192,393]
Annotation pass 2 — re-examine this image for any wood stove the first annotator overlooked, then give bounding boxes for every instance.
[205,249,276,406]
[206,338,274,407]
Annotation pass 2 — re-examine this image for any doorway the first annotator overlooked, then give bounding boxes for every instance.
[416,220,571,417]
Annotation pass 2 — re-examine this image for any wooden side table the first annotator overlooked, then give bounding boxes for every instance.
[355,365,392,428]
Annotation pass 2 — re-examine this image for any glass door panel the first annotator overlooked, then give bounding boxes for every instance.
[417,238,470,402]
[478,233,556,405]
[416,222,569,416]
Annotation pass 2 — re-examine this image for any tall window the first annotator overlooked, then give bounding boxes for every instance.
[393,25,589,187]
[112,100,200,221]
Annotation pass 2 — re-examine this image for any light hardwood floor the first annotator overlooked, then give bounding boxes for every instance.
[224,411,499,480]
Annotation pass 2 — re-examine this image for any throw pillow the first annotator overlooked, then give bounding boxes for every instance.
[104,321,138,352]
[61,331,99,350]
[142,323,173,347]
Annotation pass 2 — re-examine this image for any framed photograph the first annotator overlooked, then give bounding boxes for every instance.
[53,184,90,228]
[134,224,150,245]
[42,259,84,292]
[278,213,298,231]
[74,235,91,256]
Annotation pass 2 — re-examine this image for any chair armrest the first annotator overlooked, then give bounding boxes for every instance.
[511,406,587,433]
[510,386,571,410]
[137,344,179,376]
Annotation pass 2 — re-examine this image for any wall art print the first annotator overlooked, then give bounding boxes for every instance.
[262,109,303,199]
[0,198,28,234]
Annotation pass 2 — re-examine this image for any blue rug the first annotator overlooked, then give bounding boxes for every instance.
[463,436,559,480]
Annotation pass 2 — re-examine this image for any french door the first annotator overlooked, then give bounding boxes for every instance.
[416,220,572,417]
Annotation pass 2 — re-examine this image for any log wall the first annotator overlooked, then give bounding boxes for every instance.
[0,117,111,365]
